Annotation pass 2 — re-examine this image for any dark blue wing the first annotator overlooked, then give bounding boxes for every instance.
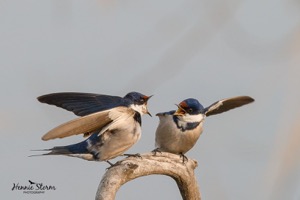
[37,92,128,116]
[156,110,176,116]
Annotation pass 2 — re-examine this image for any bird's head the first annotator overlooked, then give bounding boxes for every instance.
[124,92,153,116]
[174,98,204,116]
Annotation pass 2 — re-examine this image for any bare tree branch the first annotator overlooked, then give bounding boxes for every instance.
[95,152,201,200]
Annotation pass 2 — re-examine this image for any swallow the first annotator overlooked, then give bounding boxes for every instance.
[154,96,254,162]
[28,180,36,185]
[34,92,152,165]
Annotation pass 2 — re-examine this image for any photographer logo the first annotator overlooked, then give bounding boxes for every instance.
[12,180,56,194]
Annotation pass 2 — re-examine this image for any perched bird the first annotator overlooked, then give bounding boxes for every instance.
[154,96,254,161]
[34,92,152,165]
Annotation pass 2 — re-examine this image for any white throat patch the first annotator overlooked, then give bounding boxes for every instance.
[130,104,146,116]
[178,113,205,123]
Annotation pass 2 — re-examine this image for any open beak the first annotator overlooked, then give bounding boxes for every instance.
[143,95,153,117]
[144,95,153,102]
[146,110,152,117]
[174,104,186,116]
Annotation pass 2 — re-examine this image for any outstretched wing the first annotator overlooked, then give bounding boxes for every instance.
[41,109,112,141]
[204,96,254,117]
[37,92,126,116]
[41,107,135,141]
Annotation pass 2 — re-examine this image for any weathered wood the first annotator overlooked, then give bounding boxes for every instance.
[95,152,201,200]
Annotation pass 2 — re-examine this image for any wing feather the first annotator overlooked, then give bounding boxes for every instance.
[37,92,126,116]
[98,107,136,135]
[205,96,254,117]
[41,110,112,141]
[41,107,136,141]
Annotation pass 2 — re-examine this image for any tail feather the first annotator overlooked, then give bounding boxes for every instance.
[44,146,73,155]
[30,132,101,161]
[29,147,74,157]
[30,139,90,157]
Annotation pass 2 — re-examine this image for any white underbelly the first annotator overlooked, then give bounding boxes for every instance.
[155,117,203,154]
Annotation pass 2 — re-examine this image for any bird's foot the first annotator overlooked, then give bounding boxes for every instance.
[105,160,121,170]
[152,148,162,156]
[123,153,142,159]
[179,153,188,163]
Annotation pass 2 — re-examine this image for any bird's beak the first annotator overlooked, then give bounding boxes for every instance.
[146,110,152,117]
[174,104,186,116]
[144,95,153,102]
[143,95,153,117]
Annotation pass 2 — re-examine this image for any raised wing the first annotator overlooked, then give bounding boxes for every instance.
[37,92,126,116]
[204,96,254,117]
[41,106,135,141]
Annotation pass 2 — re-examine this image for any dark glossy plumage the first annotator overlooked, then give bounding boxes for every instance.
[156,110,176,116]
[44,132,98,156]
[37,92,128,116]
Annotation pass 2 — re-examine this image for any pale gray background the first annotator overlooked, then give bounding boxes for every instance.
[1,0,300,199]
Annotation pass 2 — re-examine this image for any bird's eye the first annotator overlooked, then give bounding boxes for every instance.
[140,98,145,103]
[188,108,193,113]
